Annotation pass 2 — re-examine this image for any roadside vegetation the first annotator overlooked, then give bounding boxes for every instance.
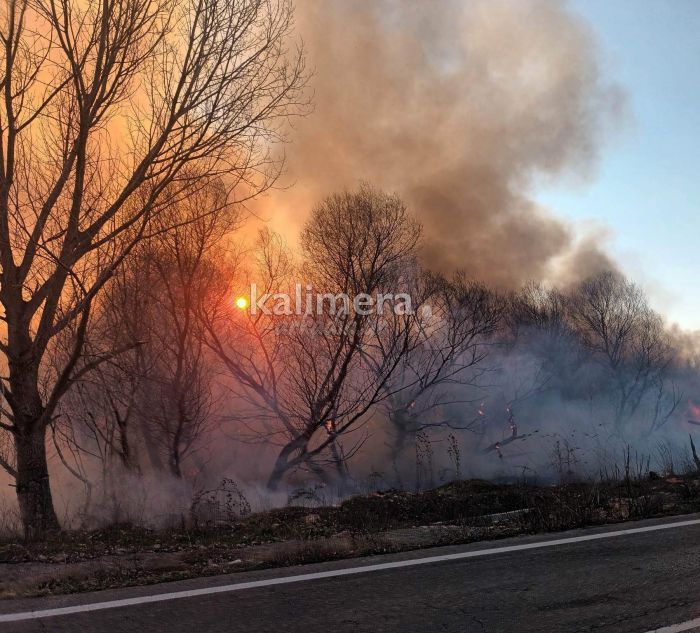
[3,463,700,598]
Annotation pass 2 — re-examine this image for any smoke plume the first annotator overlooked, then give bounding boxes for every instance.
[259,0,625,288]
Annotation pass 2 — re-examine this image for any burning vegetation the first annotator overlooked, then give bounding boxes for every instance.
[0,0,698,553]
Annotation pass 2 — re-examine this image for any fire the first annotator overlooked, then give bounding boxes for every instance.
[235,296,249,310]
[688,400,700,425]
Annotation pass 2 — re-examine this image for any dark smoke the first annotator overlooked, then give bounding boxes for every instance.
[0,0,643,531]
[258,0,624,287]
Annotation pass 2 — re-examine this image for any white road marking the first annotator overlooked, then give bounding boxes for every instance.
[1,517,700,623]
[643,617,700,632]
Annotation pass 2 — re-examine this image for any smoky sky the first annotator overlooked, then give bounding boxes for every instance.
[257,0,625,288]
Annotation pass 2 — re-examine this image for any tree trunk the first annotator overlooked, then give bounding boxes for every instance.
[15,426,60,539]
[6,318,61,539]
[267,446,295,491]
[690,435,700,473]
[267,435,309,491]
[170,448,183,479]
[329,438,349,487]
[389,413,413,483]
[390,425,410,464]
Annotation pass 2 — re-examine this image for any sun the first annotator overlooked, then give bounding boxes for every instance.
[235,296,249,310]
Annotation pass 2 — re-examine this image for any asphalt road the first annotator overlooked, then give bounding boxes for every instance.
[2,515,700,633]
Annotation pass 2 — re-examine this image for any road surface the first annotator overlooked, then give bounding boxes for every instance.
[2,515,700,632]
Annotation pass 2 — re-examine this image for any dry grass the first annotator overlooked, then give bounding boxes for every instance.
[3,472,700,598]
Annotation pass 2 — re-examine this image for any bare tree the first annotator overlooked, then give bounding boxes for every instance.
[0,0,306,537]
[201,186,423,490]
[60,182,237,488]
[137,185,236,478]
[498,282,589,408]
[568,271,679,437]
[380,271,502,468]
[55,253,152,477]
[507,283,572,348]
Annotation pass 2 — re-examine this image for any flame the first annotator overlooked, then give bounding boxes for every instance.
[688,400,700,424]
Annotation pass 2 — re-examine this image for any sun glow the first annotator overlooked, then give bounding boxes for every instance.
[235,296,249,310]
